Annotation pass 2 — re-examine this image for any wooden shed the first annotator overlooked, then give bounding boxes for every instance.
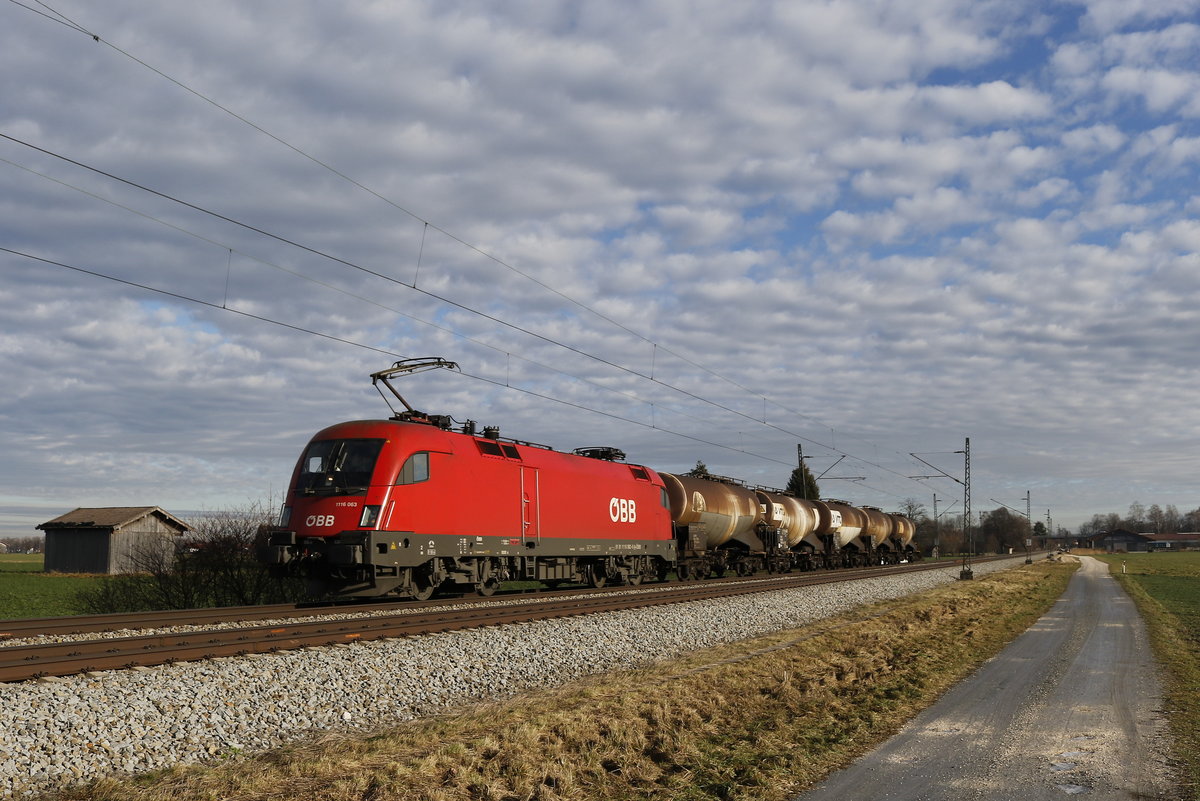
[1098,528,1152,553]
[38,507,190,574]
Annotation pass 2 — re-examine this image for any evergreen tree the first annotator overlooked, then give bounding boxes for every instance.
[686,460,712,478]
[785,462,820,499]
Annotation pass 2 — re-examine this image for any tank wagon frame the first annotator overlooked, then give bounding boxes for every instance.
[259,360,917,599]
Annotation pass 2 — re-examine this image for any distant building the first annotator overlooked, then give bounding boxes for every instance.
[1099,529,1200,552]
[37,507,190,574]
[1143,532,1200,550]
[1099,529,1151,552]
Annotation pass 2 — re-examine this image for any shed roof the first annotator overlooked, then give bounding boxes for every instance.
[37,506,190,533]
[1144,532,1200,543]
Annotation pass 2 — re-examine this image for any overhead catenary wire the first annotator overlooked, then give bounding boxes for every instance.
[0,245,803,472]
[0,151,725,434]
[0,134,931,502]
[6,0,931,480]
[0,131,922,488]
[2,4,961,503]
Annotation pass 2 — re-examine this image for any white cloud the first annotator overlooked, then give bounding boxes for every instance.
[1102,66,1200,114]
[1079,0,1200,34]
[919,81,1053,124]
[1060,124,1126,156]
[5,0,1200,537]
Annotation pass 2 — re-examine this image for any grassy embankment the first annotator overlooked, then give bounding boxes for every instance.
[47,559,1076,801]
[0,554,98,618]
[1096,551,1200,799]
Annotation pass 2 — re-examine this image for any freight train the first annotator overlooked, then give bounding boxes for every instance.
[260,359,917,598]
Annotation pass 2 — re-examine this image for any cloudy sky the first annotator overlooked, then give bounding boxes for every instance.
[3,0,1199,538]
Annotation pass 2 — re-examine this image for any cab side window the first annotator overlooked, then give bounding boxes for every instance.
[397,452,430,484]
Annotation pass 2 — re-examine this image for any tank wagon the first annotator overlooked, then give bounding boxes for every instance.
[260,360,917,598]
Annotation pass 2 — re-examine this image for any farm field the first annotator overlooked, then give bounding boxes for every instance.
[1096,551,1200,797]
[0,554,98,618]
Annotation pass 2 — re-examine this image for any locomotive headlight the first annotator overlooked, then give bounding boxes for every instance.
[359,505,381,528]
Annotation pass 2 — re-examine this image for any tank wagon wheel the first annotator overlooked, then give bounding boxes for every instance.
[676,562,692,581]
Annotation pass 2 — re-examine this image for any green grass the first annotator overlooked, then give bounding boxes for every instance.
[0,553,45,572]
[0,553,102,619]
[1096,552,1200,798]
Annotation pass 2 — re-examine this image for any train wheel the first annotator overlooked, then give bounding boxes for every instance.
[408,567,436,601]
[588,562,607,589]
[475,559,502,597]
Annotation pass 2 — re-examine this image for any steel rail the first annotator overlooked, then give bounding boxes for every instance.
[0,561,922,640]
[0,556,1027,683]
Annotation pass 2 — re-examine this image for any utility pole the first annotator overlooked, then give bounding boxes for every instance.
[797,443,805,499]
[931,493,959,562]
[991,491,1033,563]
[1025,489,1032,562]
[933,493,939,559]
[962,438,972,580]
[908,437,971,578]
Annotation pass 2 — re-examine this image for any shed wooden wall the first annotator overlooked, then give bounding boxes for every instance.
[43,529,110,573]
[109,516,177,573]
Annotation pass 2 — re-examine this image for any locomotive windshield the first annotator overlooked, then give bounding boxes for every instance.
[295,438,385,495]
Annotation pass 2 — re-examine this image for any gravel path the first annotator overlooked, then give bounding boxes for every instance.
[1,558,1026,798]
[794,556,1175,800]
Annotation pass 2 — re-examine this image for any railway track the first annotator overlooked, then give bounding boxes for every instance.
[0,555,1025,683]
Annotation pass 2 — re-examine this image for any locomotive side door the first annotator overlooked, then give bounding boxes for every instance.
[520,466,540,542]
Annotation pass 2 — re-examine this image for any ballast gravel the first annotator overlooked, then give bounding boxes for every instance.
[1,558,1026,798]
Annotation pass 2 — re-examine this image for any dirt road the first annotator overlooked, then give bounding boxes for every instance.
[794,556,1177,800]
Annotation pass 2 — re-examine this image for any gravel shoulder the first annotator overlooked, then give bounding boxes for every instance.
[794,555,1176,800]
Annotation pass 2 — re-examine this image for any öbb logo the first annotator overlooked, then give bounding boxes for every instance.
[609,498,637,523]
[306,514,336,528]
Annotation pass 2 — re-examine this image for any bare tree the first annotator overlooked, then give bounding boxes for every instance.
[1126,501,1146,531]
[898,498,927,520]
[0,536,43,553]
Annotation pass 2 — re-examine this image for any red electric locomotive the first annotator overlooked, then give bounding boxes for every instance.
[262,359,675,598]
